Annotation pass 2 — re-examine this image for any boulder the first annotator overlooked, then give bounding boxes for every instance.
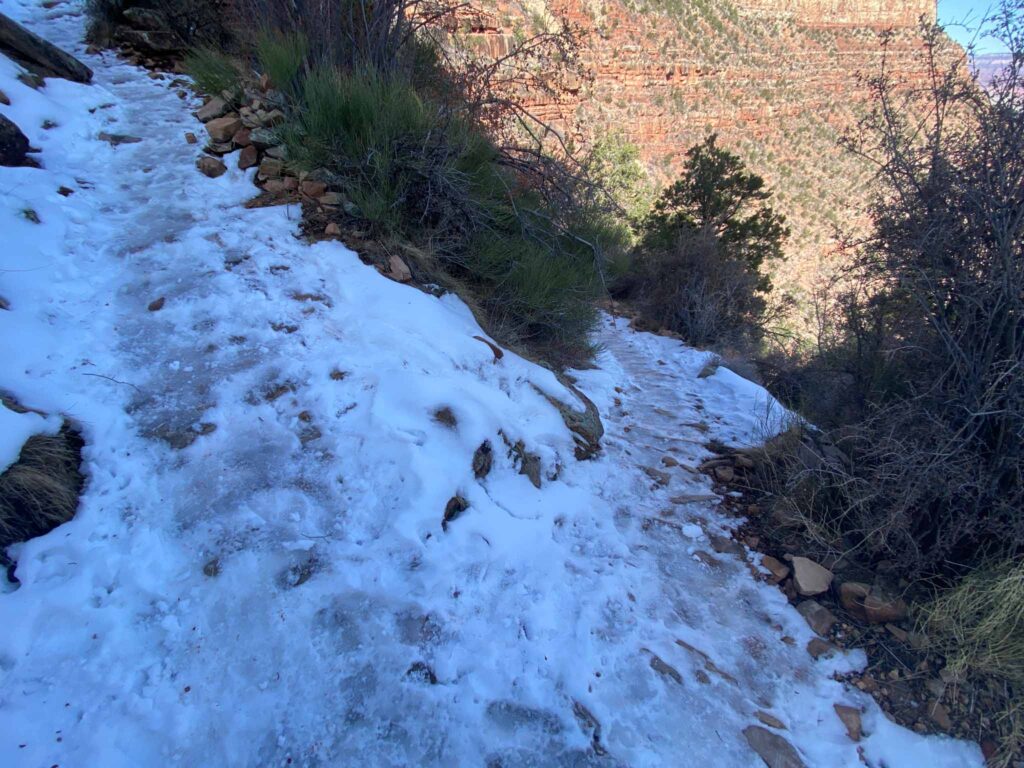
[184,131,198,145]
[714,465,735,483]
[0,11,92,83]
[697,358,720,378]
[262,178,289,194]
[0,114,32,167]
[249,128,280,149]
[258,157,284,180]
[196,156,226,178]
[115,28,183,56]
[260,108,286,127]
[300,179,327,199]
[839,581,908,624]
[196,97,228,123]
[862,592,908,624]
[205,116,242,143]
[237,144,258,170]
[536,376,605,460]
[121,7,166,31]
[928,700,953,731]
[204,141,233,156]
[790,556,833,596]
[839,581,871,616]
[743,726,807,768]
[761,555,790,583]
[318,191,347,207]
[232,127,251,147]
[388,254,412,282]
[796,600,836,636]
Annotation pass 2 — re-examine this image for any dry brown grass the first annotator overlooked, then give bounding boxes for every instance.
[922,560,1024,766]
[0,425,84,558]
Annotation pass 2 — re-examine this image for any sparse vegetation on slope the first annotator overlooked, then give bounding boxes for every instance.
[748,7,1024,761]
[617,135,788,347]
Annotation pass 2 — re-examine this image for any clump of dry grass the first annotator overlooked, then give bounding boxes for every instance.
[923,560,1024,682]
[0,425,84,559]
[922,559,1024,766]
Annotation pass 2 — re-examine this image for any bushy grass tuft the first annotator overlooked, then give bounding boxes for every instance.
[255,32,308,96]
[184,48,242,100]
[470,236,600,350]
[923,560,1024,684]
[922,560,1023,766]
[0,425,84,561]
[276,63,600,355]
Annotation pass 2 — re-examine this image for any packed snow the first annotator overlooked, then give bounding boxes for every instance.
[0,1,984,766]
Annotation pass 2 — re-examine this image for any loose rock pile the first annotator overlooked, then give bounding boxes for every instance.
[701,444,1004,758]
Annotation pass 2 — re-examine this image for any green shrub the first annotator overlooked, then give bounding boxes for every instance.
[626,135,788,345]
[183,47,241,99]
[470,236,600,351]
[255,31,308,97]
[277,63,600,356]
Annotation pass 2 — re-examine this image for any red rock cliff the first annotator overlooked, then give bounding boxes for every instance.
[735,0,935,27]
[465,0,948,304]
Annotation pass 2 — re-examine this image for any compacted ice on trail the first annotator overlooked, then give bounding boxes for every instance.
[0,2,983,766]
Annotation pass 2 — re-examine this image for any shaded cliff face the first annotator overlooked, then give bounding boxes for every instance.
[467,0,944,313]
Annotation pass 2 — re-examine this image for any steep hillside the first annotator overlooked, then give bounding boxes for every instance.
[467,0,947,320]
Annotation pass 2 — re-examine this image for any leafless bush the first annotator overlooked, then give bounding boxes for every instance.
[760,5,1024,576]
[633,229,769,347]
[241,0,614,248]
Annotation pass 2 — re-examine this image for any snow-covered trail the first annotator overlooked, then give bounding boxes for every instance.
[0,2,982,766]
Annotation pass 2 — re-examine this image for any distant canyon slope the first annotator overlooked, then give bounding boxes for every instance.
[468,0,949,316]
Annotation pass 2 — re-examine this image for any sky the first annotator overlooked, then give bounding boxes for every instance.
[938,0,1010,53]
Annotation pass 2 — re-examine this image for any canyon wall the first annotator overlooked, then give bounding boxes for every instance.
[735,0,935,27]
[466,0,948,308]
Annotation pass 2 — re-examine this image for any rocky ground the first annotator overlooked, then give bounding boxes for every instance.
[704,443,1012,764]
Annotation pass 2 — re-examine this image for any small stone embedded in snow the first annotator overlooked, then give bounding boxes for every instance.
[834,704,863,742]
[797,599,837,636]
[762,555,790,583]
[195,95,227,122]
[743,725,807,768]
[196,155,226,178]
